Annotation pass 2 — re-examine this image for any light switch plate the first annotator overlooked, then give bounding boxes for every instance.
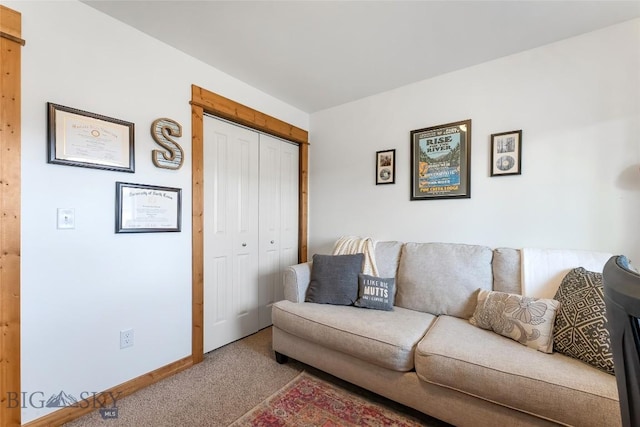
[57,208,75,229]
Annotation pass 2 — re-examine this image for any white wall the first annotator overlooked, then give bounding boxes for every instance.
[309,19,640,264]
[7,1,308,422]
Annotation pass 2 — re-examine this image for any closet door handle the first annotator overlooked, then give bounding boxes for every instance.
[270,240,275,244]
[242,243,247,247]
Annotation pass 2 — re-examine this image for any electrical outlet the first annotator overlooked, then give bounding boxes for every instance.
[120,329,134,349]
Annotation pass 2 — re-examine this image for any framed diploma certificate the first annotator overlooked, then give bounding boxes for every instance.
[48,103,135,173]
[115,182,182,233]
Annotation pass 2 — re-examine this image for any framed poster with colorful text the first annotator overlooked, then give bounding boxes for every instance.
[410,119,471,200]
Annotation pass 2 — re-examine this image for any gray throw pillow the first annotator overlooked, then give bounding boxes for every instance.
[305,253,364,305]
[553,267,614,374]
[354,274,395,311]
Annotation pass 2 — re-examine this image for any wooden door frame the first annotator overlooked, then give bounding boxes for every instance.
[0,5,24,427]
[190,84,309,363]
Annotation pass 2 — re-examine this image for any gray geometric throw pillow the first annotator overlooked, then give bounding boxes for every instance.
[553,267,614,375]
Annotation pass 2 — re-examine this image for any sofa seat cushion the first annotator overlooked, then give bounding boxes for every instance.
[272,300,435,371]
[415,315,619,426]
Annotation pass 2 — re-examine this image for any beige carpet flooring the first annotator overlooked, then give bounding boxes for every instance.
[63,327,450,426]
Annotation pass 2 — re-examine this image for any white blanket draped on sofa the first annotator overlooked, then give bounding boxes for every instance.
[332,236,379,277]
[521,247,613,299]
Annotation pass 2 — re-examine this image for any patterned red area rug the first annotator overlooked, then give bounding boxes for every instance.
[230,371,425,426]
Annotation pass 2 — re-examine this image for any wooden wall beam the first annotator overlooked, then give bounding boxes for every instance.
[0,5,22,40]
[0,5,22,427]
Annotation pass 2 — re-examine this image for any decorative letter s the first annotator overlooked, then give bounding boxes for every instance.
[151,118,184,170]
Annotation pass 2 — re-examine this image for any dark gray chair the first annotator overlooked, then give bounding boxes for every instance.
[603,255,640,427]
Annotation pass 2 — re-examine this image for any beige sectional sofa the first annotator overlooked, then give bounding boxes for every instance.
[271,241,620,427]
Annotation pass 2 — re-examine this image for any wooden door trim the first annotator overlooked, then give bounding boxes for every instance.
[191,84,309,363]
[191,85,309,146]
[0,5,22,427]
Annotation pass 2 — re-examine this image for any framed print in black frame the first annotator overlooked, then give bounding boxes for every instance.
[490,130,522,176]
[410,119,471,200]
[376,149,395,185]
[48,103,135,173]
[115,182,182,233]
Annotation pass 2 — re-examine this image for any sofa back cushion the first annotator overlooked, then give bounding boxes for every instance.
[396,242,493,319]
[374,241,403,279]
[492,247,522,294]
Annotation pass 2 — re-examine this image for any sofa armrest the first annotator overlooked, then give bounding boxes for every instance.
[283,262,312,303]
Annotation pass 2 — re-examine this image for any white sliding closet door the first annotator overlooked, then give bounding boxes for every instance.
[203,116,260,353]
[258,134,299,328]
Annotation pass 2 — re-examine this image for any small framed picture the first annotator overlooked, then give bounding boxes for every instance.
[376,149,395,185]
[491,130,522,176]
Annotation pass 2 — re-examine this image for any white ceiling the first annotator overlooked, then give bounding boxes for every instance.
[83,1,640,113]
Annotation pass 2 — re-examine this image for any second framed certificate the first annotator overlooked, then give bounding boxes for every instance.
[116,182,182,233]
